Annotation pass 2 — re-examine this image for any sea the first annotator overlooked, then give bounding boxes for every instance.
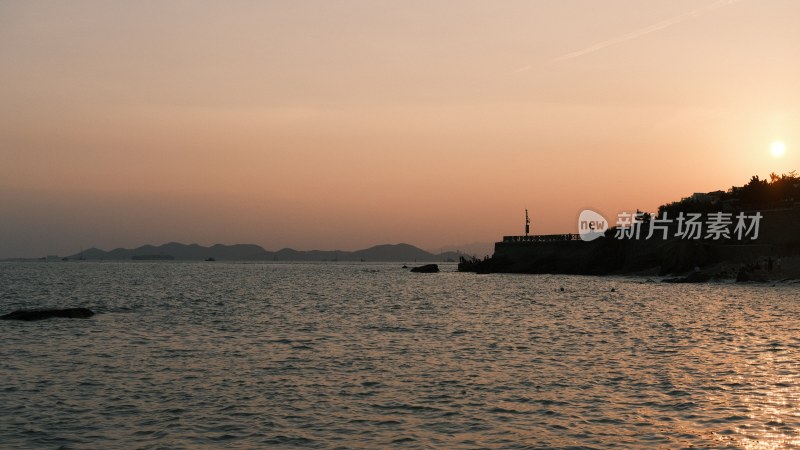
[1,261,800,449]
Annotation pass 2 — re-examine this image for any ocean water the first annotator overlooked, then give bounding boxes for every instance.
[1,262,800,449]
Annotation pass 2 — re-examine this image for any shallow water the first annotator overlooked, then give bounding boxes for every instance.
[1,261,800,449]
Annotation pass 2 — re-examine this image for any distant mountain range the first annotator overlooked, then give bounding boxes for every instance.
[66,242,472,262]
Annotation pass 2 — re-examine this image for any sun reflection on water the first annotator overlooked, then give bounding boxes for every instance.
[717,345,800,449]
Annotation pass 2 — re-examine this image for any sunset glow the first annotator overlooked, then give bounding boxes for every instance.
[5,4,800,449]
[1,1,799,257]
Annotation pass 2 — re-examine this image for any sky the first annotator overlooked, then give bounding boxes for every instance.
[1,0,799,257]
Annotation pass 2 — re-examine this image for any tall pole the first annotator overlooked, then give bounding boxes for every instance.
[525,209,530,236]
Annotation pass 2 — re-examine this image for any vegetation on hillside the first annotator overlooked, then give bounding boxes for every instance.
[658,171,800,217]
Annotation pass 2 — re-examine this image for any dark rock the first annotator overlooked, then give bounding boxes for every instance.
[1,308,95,321]
[662,272,711,283]
[410,264,439,273]
[736,268,767,283]
[736,269,750,282]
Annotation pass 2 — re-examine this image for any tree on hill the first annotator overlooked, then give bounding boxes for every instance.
[658,171,800,217]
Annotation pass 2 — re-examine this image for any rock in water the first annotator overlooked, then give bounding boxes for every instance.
[1,308,95,321]
[410,264,439,273]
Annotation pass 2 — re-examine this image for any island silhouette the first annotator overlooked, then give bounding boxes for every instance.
[65,242,465,263]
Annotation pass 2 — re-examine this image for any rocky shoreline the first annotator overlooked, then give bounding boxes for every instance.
[459,238,800,284]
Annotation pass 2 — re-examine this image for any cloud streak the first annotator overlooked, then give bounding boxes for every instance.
[512,64,532,74]
[553,0,740,62]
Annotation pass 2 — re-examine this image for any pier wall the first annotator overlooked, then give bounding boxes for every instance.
[490,208,800,274]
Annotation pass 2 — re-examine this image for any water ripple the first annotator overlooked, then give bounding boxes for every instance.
[2,262,800,448]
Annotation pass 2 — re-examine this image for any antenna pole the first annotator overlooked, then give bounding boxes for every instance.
[525,209,530,236]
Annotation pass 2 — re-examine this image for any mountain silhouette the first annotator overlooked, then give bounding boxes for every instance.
[68,242,463,262]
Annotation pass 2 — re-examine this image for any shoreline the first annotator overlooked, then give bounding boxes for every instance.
[459,239,800,284]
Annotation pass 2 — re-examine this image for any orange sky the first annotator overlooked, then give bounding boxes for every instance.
[1,1,799,257]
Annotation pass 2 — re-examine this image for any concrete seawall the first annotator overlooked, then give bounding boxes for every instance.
[484,208,800,275]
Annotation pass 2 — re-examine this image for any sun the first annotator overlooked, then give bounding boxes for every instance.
[771,141,786,158]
